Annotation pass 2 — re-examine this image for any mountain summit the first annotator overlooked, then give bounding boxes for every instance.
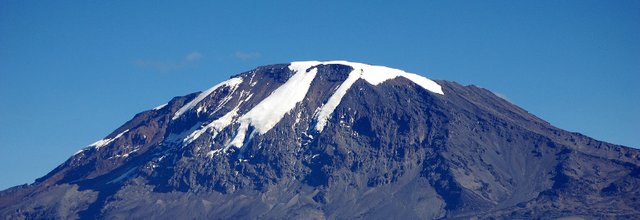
[1,61,639,219]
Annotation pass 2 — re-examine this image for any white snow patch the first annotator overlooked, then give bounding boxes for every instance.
[184,90,253,145]
[153,103,168,110]
[116,148,139,158]
[293,110,303,128]
[88,129,129,149]
[74,149,85,155]
[228,122,250,149]
[172,77,243,120]
[164,123,202,144]
[196,105,207,114]
[228,63,318,148]
[184,107,239,144]
[207,149,223,158]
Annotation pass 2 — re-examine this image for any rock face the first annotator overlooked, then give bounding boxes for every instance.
[1,61,639,219]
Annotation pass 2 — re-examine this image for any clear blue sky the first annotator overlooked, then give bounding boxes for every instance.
[1,1,638,190]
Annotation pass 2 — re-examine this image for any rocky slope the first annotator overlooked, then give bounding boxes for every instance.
[1,61,639,219]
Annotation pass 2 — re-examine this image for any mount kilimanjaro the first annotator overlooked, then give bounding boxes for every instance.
[1,61,639,219]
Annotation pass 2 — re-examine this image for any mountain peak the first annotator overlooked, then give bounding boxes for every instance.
[173,61,445,152]
[288,61,444,131]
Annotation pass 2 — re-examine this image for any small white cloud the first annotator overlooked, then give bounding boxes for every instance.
[234,51,261,61]
[135,51,203,72]
[185,52,202,62]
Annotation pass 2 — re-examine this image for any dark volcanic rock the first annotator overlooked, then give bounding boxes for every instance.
[1,61,639,219]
